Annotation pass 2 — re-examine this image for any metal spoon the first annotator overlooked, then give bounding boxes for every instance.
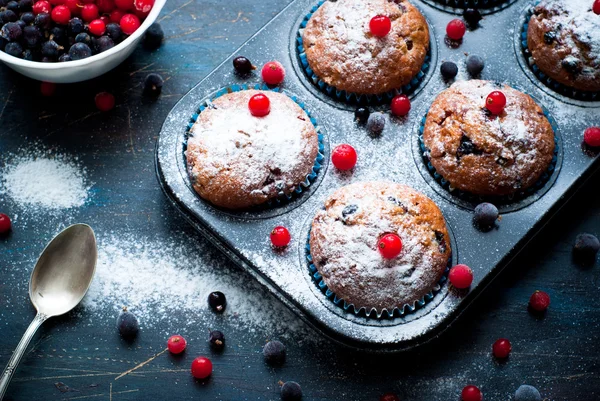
[0,224,97,400]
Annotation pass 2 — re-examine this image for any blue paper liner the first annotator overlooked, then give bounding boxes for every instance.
[519,2,600,102]
[183,83,326,210]
[296,0,431,105]
[305,229,450,320]
[418,104,560,206]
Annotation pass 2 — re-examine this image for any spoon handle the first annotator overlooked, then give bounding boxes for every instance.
[0,313,49,400]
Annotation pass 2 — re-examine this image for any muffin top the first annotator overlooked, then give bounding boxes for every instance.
[309,182,451,313]
[186,90,319,209]
[302,0,429,95]
[527,0,600,92]
[422,80,556,197]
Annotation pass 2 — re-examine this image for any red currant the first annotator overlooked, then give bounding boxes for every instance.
[49,0,65,5]
[379,393,400,401]
[100,14,111,24]
[461,385,482,401]
[115,0,133,10]
[594,0,600,15]
[449,264,473,289]
[51,5,71,24]
[81,3,99,21]
[110,9,125,22]
[167,335,187,354]
[95,92,115,111]
[64,0,81,14]
[529,290,550,312]
[492,338,512,359]
[134,0,153,17]
[378,233,403,259]
[40,81,56,97]
[446,19,466,41]
[485,91,506,115]
[0,213,11,236]
[120,13,140,34]
[97,0,115,13]
[261,61,285,85]
[370,15,391,37]
[270,226,291,248]
[32,0,51,14]
[391,94,411,117]
[584,127,600,148]
[248,93,271,117]
[331,144,357,171]
[191,356,212,379]
[88,19,106,36]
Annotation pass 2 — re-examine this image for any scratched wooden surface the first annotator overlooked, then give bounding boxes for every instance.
[1,0,600,400]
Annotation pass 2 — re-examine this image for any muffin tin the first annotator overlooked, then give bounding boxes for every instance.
[156,0,600,351]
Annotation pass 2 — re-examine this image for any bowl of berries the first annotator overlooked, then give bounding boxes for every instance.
[0,0,165,83]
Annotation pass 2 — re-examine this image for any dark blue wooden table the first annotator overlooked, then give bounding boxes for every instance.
[1,1,599,400]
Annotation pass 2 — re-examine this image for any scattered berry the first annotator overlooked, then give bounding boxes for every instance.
[354,107,370,124]
[331,144,357,171]
[116,307,139,340]
[88,19,106,36]
[466,55,485,76]
[473,203,498,232]
[119,13,139,35]
[50,4,70,24]
[209,330,225,350]
[248,93,271,117]
[515,385,542,401]
[366,112,385,135]
[594,0,600,15]
[142,21,163,49]
[95,91,115,111]
[261,61,285,85]
[281,381,302,401]
[485,91,506,115]
[573,233,599,265]
[463,8,482,28]
[446,19,466,41]
[449,264,473,289]
[440,61,458,80]
[167,335,187,354]
[208,291,226,313]
[143,73,163,97]
[529,290,550,312]
[263,340,286,365]
[492,338,511,359]
[370,15,391,37]
[233,56,255,74]
[583,127,600,148]
[191,356,212,380]
[379,393,400,401]
[40,81,56,96]
[0,213,12,235]
[270,226,291,248]
[461,385,482,401]
[80,3,98,21]
[378,233,403,259]
[391,94,411,117]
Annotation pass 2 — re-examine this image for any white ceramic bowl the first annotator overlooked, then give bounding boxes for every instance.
[0,0,166,83]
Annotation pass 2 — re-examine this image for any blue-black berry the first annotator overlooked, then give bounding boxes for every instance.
[20,11,34,24]
[0,10,18,23]
[281,381,302,401]
[440,61,458,80]
[116,307,139,340]
[34,12,51,29]
[142,22,163,50]
[68,17,84,35]
[355,107,370,124]
[0,22,22,41]
[233,56,255,74]
[209,330,225,351]
[514,385,542,401]
[94,36,114,53]
[143,73,163,97]
[58,53,71,62]
[22,25,41,48]
[75,32,91,46]
[473,202,499,231]
[263,340,286,365]
[208,291,226,313]
[105,22,122,42]
[366,112,385,135]
[4,41,22,57]
[466,55,485,77]
[68,42,91,60]
[463,8,482,28]
[573,233,599,265]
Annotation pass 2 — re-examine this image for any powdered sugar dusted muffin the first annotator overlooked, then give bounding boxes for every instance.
[301,0,429,96]
[186,90,320,209]
[309,182,451,313]
[422,80,555,197]
[527,0,600,92]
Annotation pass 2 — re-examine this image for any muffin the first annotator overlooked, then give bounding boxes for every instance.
[527,0,600,92]
[186,90,320,209]
[301,0,430,96]
[309,182,451,313]
[422,80,555,197]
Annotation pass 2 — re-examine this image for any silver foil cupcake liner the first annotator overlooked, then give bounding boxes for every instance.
[519,1,600,102]
[305,229,450,320]
[183,83,326,210]
[296,0,431,105]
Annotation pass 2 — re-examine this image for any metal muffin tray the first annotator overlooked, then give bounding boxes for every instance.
[156,0,600,351]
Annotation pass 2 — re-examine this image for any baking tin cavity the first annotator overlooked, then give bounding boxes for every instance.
[419,0,519,15]
[514,2,600,107]
[293,0,437,107]
[413,100,562,213]
[182,83,329,220]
